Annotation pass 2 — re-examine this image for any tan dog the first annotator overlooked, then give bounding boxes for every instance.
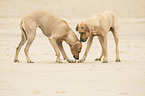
[14,10,82,63]
[76,10,120,63]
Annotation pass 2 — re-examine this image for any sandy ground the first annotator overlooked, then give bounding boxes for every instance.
[0,18,145,96]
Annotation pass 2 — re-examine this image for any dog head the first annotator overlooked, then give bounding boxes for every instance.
[71,41,82,60]
[76,23,90,42]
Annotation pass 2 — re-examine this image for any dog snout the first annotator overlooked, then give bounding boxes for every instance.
[75,57,79,60]
[80,38,85,42]
[80,38,87,42]
[73,55,79,60]
[80,39,84,42]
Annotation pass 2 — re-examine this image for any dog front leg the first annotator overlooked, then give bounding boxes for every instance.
[56,41,75,63]
[49,38,62,63]
[78,34,94,63]
[102,36,108,63]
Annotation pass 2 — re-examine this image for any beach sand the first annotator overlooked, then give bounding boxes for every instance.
[0,17,145,96]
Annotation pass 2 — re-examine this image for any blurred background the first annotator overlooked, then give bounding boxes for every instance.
[0,0,145,18]
[0,0,145,32]
[0,0,145,35]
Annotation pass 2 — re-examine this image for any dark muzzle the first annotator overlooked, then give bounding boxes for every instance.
[80,37,88,42]
[73,55,79,60]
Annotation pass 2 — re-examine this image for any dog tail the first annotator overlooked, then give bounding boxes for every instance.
[20,20,27,41]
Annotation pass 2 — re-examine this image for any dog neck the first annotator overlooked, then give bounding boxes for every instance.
[65,30,79,47]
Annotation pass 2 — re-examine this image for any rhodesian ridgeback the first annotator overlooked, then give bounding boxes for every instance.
[14,10,82,63]
[76,10,120,63]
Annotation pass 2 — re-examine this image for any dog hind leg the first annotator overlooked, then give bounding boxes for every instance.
[111,27,121,62]
[14,33,27,62]
[14,25,28,62]
[24,32,36,63]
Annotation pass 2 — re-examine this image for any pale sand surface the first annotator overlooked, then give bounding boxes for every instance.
[0,18,145,96]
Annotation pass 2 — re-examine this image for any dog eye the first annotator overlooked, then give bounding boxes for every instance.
[81,27,84,29]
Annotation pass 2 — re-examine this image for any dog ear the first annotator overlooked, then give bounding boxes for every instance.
[76,24,79,31]
[72,42,79,50]
[73,43,78,50]
[84,24,90,32]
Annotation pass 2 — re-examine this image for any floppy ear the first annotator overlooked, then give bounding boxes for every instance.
[76,24,79,31]
[72,43,78,50]
[84,24,90,32]
[71,41,80,51]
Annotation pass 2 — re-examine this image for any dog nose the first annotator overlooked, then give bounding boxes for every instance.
[75,57,79,60]
[73,55,79,60]
[80,39,85,42]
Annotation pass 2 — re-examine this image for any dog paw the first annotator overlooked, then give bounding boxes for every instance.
[116,59,121,62]
[67,60,76,63]
[14,59,20,63]
[56,60,62,63]
[27,60,34,63]
[77,59,85,63]
[103,60,108,63]
[94,58,101,61]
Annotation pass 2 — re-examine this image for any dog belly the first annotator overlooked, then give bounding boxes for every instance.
[39,26,52,37]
